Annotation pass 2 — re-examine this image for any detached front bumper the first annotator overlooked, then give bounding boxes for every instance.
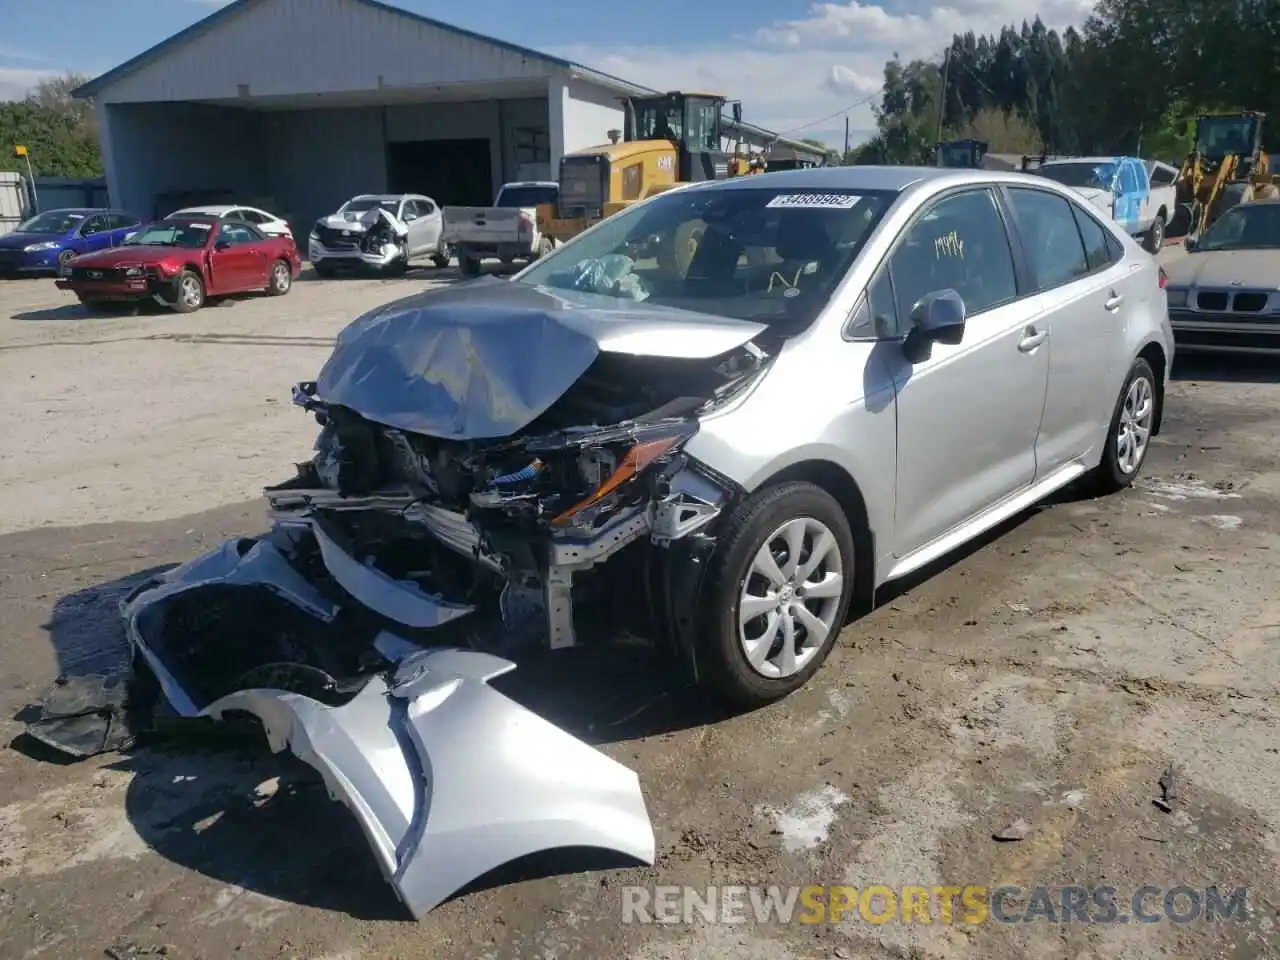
[104,524,657,918]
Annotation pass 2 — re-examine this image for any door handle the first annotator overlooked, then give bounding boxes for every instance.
[1105,293,1124,311]
[1018,327,1047,352]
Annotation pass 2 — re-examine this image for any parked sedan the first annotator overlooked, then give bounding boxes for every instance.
[26,166,1174,920]
[55,216,301,314]
[0,208,142,276]
[168,203,293,239]
[1163,199,1280,354]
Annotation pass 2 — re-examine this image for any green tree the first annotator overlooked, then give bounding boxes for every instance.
[0,72,102,178]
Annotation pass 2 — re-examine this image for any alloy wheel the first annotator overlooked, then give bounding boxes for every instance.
[738,516,846,679]
[1116,375,1154,474]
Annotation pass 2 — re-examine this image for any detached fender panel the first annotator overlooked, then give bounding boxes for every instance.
[204,647,656,918]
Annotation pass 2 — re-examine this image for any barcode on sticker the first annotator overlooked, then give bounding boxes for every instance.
[766,193,861,209]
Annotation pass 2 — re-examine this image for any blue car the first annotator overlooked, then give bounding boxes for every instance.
[0,208,144,276]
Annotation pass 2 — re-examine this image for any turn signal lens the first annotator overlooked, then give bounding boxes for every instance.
[552,435,684,525]
[1158,266,1169,289]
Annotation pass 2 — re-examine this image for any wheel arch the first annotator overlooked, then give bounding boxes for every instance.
[1136,340,1167,435]
[749,459,876,614]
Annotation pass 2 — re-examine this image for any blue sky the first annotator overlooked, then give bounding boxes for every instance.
[0,0,1094,149]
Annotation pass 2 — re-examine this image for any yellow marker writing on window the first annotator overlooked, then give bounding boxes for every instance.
[767,267,805,293]
[934,231,965,259]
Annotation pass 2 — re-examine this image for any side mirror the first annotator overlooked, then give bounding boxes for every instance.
[903,289,966,363]
[214,239,233,251]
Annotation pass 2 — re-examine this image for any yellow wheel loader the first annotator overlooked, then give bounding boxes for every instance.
[544,92,767,268]
[1171,111,1279,237]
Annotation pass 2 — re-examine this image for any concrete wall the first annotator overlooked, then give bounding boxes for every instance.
[101,102,269,220]
[547,73,625,173]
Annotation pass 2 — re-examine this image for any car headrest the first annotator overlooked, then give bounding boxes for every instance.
[774,213,837,262]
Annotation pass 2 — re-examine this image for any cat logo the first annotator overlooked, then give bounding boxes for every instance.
[657,156,673,173]
[934,230,965,259]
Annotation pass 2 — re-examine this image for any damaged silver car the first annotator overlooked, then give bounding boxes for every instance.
[31,165,1173,918]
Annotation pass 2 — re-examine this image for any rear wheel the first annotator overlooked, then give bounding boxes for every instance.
[1142,212,1165,253]
[171,270,205,313]
[700,482,856,707]
[266,259,292,296]
[430,243,451,269]
[1086,357,1157,495]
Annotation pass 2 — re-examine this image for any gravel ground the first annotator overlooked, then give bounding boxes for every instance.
[1,251,1278,960]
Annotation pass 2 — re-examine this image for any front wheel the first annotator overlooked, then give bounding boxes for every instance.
[1085,357,1157,495]
[266,259,292,296]
[171,269,205,313]
[700,481,856,707]
[430,243,451,269]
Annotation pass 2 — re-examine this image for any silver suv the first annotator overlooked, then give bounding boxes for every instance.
[308,193,449,276]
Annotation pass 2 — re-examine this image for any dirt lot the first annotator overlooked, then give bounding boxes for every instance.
[1,253,1278,960]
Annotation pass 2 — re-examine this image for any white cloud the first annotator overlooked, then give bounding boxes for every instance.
[549,0,1093,148]
[0,67,60,102]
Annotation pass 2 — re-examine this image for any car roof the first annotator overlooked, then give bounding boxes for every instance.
[173,204,239,214]
[34,207,109,215]
[350,194,405,202]
[156,215,221,226]
[1040,157,1117,165]
[682,165,1083,197]
[501,181,558,189]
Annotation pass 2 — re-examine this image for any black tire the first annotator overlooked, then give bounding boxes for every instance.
[312,261,336,279]
[1085,357,1158,495]
[170,269,204,313]
[57,250,77,275]
[1143,212,1165,253]
[384,242,409,277]
[430,245,451,269]
[266,259,292,296]
[460,254,482,277]
[700,481,856,707]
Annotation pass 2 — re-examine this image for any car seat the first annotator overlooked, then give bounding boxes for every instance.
[768,212,838,293]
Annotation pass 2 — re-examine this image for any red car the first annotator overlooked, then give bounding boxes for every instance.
[55,216,302,314]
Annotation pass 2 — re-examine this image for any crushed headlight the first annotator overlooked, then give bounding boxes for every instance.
[1166,288,1188,307]
[551,424,697,525]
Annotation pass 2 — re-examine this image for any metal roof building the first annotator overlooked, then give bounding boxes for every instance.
[74,0,827,232]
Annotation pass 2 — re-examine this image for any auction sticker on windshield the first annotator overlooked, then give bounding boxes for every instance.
[766,193,862,209]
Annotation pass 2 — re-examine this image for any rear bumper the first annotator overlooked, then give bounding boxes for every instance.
[450,240,535,259]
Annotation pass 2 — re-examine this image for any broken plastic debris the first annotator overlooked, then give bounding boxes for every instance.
[1154,763,1179,813]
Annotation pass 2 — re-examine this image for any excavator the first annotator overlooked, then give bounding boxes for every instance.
[544,91,767,253]
[935,138,988,169]
[1171,111,1280,237]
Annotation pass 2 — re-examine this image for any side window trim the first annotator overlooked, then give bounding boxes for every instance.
[1071,200,1125,274]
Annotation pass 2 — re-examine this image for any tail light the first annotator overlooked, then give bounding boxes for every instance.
[1158,266,1168,289]
[518,211,534,234]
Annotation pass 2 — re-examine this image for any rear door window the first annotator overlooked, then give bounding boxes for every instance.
[1007,188,1091,290]
[887,188,1018,321]
[1071,203,1124,272]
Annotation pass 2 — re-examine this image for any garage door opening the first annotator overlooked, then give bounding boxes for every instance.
[386,139,493,206]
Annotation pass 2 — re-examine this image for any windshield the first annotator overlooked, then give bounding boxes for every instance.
[123,221,213,248]
[515,186,898,330]
[1195,115,1258,160]
[1198,204,1280,251]
[16,211,87,234]
[497,185,558,208]
[340,198,398,215]
[937,143,980,168]
[1035,163,1109,189]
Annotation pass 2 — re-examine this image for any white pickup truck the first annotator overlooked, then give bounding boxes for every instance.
[1032,156,1178,253]
[443,181,558,277]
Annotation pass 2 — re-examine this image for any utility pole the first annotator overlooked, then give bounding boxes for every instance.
[843,115,850,161]
[13,145,38,214]
[936,47,951,144]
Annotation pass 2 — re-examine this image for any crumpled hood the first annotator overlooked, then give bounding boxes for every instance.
[313,277,767,439]
[1163,250,1280,288]
[0,231,62,249]
[317,207,407,238]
